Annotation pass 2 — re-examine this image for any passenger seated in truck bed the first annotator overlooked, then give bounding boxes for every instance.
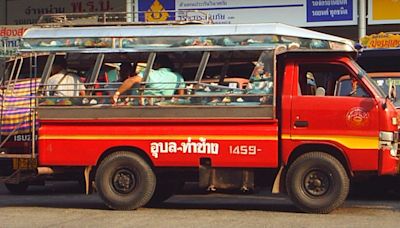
[112,55,185,105]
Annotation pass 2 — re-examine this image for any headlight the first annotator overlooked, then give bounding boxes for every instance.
[390,143,398,157]
[380,131,394,141]
[379,131,398,157]
[392,117,398,126]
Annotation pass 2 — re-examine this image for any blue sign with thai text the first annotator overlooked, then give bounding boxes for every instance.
[306,0,353,22]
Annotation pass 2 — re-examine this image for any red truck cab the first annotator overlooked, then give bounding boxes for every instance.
[279,52,398,173]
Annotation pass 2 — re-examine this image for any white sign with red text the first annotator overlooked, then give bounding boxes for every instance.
[0,25,30,37]
[0,25,31,57]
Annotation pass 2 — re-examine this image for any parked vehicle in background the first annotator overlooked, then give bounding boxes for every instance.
[366,72,400,108]
[0,12,399,214]
[357,44,400,108]
[346,34,400,196]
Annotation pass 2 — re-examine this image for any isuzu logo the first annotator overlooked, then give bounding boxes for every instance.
[13,134,37,142]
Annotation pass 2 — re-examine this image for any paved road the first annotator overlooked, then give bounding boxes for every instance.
[0,182,400,227]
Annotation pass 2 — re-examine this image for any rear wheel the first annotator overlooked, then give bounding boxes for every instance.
[5,183,29,194]
[95,151,156,210]
[286,152,349,213]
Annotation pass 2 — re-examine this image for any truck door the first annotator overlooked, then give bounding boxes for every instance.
[288,62,380,171]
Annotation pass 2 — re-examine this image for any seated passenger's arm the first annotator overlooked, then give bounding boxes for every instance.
[78,81,86,96]
[113,76,142,103]
[79,89,86,96]
[176,75,185,96]
[177,89,185,95]
[116,76,142,94]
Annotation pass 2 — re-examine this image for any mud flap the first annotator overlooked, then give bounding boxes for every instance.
[272,166,284,194]
[84,166,92,195]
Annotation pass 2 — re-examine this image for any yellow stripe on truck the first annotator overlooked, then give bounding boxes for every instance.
[282,134,378,149]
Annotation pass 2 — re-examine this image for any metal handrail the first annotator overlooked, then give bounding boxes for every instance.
[37,10,212,27]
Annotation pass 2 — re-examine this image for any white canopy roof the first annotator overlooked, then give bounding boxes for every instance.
[23,23,353,46]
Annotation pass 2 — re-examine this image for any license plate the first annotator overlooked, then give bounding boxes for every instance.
[12,158,37,170]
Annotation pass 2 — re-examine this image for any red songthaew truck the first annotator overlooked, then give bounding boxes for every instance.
[0,14,399,213]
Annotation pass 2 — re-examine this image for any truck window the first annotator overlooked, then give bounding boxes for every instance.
[298,63,369,97]
[197,50,274,105]
[38,49,275,107]
[335,77,369,97]
[105,50,274,106]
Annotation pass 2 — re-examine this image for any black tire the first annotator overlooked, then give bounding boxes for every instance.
[286,152,349,213]
[5,183,29,194]
[95,151,156,210]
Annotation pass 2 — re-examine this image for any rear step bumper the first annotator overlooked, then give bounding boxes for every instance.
[0,153,35,158]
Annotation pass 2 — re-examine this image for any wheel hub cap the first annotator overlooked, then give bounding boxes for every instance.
[304,170,330,196]
[112,168,136,194]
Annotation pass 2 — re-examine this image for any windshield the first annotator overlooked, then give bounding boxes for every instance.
[351,60,386,98]
[370,76,400,108]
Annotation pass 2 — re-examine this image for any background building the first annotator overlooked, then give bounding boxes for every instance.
[0,0,5,25]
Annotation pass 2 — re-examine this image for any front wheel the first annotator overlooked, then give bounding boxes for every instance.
[95,151,156,210]
[286,152,349,214]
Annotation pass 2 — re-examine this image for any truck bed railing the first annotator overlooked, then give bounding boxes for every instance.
[0,78,37,159]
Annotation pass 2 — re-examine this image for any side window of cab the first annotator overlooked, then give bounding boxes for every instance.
[335,76,370,97]
[298,63,370,97]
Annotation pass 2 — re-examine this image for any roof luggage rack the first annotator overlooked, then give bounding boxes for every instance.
[37,10,212,27]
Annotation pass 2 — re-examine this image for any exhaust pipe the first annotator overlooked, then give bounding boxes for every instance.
[36,167,54,175]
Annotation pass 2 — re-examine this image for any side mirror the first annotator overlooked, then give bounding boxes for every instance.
[388,81,397,102]
[382,96,389,110]
[388,86,397,101]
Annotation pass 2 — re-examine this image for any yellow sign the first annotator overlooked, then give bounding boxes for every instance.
[360,32,400,48]
[372,0,400,20]
[145,0,170,22]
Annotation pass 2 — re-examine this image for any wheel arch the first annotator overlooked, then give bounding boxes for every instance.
[287,143,353,177]
[96,146,155,169]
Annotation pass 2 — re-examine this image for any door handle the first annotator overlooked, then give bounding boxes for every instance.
[294,120,308,127]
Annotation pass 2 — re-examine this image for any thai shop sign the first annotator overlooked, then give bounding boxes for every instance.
[0,25,30,57]
[360,33,400,49]
[135,0,357,27]
[368,0,400,25]
[6,0,125,25]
